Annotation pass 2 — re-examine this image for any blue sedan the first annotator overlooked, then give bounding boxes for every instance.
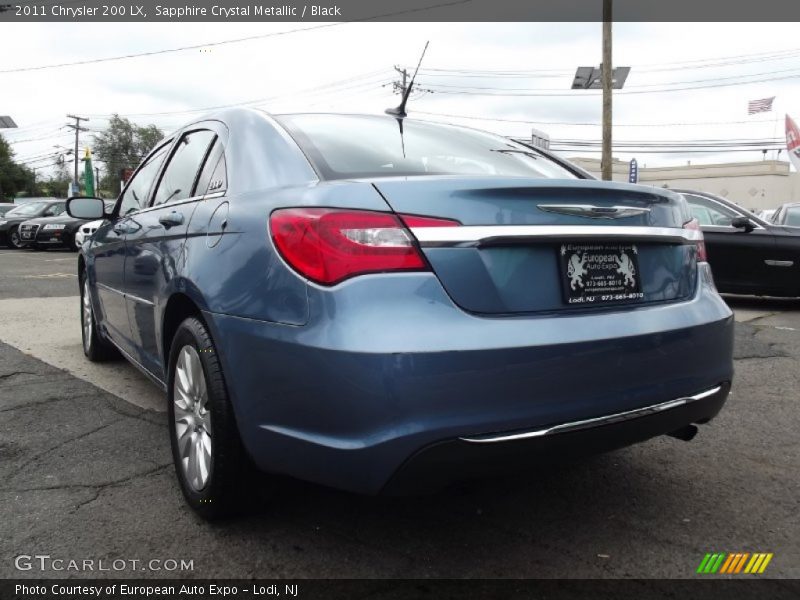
[68,109,734,518]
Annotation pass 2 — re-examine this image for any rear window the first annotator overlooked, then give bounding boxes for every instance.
[276,114,578,181]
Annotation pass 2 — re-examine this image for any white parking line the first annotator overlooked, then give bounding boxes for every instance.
[23,272,77,279]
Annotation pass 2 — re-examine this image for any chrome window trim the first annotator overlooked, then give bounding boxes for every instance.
[410,225,702,248]
[460,385,722,444]
[119,191,225,218]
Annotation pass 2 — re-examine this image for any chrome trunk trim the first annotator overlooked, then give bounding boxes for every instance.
[410,225,702,248]
[459,385,722,444]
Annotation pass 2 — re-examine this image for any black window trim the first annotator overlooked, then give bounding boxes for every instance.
[148,128,219,210]
[683,192,767,231]
[113,138,174,218]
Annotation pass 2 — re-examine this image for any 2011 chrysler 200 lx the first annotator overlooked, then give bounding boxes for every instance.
[68,109,734,518]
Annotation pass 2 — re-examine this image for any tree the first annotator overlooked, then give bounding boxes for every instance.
[0,135,34,201]
[93,114,163,194]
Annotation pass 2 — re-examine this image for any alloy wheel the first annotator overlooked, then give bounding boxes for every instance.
[173,345,212,491]
[10,229,22,249]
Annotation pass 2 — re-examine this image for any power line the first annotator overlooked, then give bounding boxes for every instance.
[420,70,800,96]
[0,0,472,75]
[413,46,800,78]
[413,109,778,128]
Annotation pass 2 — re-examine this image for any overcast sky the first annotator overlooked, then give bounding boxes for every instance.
[2,21,799,176]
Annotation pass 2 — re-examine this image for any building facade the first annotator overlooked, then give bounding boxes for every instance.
[569,158,800,212]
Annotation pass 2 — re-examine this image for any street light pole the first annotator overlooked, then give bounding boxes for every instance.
[601,0,613,181]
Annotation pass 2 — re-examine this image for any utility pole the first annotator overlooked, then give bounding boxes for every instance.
[66,114,89,192]
[601,0,613,181]
[392,66,409,95]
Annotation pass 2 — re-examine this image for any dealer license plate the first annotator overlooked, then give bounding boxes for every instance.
[559,243,644,305]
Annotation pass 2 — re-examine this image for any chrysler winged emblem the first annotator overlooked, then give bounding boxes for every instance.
[539,204,651,219]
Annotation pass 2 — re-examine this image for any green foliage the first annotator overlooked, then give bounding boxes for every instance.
[0,135,35,201]
[93,114,163,193]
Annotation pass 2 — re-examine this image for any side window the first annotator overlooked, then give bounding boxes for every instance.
[685,195,740,227]
[152,130,216,207]
[119,145,171,216]
[45,203,63,216]
[690,205,713,226]
[194,141,227,197]
[786,208,800,227]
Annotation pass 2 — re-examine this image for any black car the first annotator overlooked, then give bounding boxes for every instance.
[19,208,102,250]
[0,199,66,249]
[770,202,800,227]
[680,189,800,297]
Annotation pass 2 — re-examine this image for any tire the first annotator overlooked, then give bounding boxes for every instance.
[80,273,118,362]
[8,226,24,249]
[167,317,249,519]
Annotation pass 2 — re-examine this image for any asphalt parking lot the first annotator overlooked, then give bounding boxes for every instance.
[0,247,798,579]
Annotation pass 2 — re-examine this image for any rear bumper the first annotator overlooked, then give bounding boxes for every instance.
[383,382,730,494]
[205,265,733,495]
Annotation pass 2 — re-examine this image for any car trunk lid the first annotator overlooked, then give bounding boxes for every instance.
[373,177,699,314]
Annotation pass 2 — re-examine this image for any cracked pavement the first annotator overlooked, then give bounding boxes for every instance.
[0,250,799,579]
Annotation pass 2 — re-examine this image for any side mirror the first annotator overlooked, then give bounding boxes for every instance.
[731,216,755,232]
[67,196,106,220]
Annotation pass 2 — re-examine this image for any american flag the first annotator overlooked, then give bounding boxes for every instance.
[748,97,775,114]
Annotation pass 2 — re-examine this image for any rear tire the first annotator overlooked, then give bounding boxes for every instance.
[167,317,249,519]
[80,274,118,362]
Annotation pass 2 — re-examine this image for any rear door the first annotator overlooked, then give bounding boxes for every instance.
[123,127,219,379]
[683,193,777,294]
[375,178,698,314]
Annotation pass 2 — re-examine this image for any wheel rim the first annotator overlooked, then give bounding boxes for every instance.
[173,345,212,492]
[10,230,20,248]
[82,280,92,351]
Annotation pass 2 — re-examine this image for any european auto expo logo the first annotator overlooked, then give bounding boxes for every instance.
[696,552,773,574]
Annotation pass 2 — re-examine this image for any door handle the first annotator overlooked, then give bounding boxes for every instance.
[159,212,184,228]
[764,259,794,267]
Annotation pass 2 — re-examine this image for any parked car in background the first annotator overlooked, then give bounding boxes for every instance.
[680,189,800,297]
[756,208,776,222]
[73,202,114,249]
[70,109,733,519]
[0,203,16,216]
[20,208,95,251]
[770,202,800,227]
[0,199,66,249]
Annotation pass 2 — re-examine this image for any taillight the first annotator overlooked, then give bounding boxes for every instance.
[270,208,456,285]
[683,218,708,262]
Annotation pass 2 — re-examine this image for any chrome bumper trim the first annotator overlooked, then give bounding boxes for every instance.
[459,385,722,444]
